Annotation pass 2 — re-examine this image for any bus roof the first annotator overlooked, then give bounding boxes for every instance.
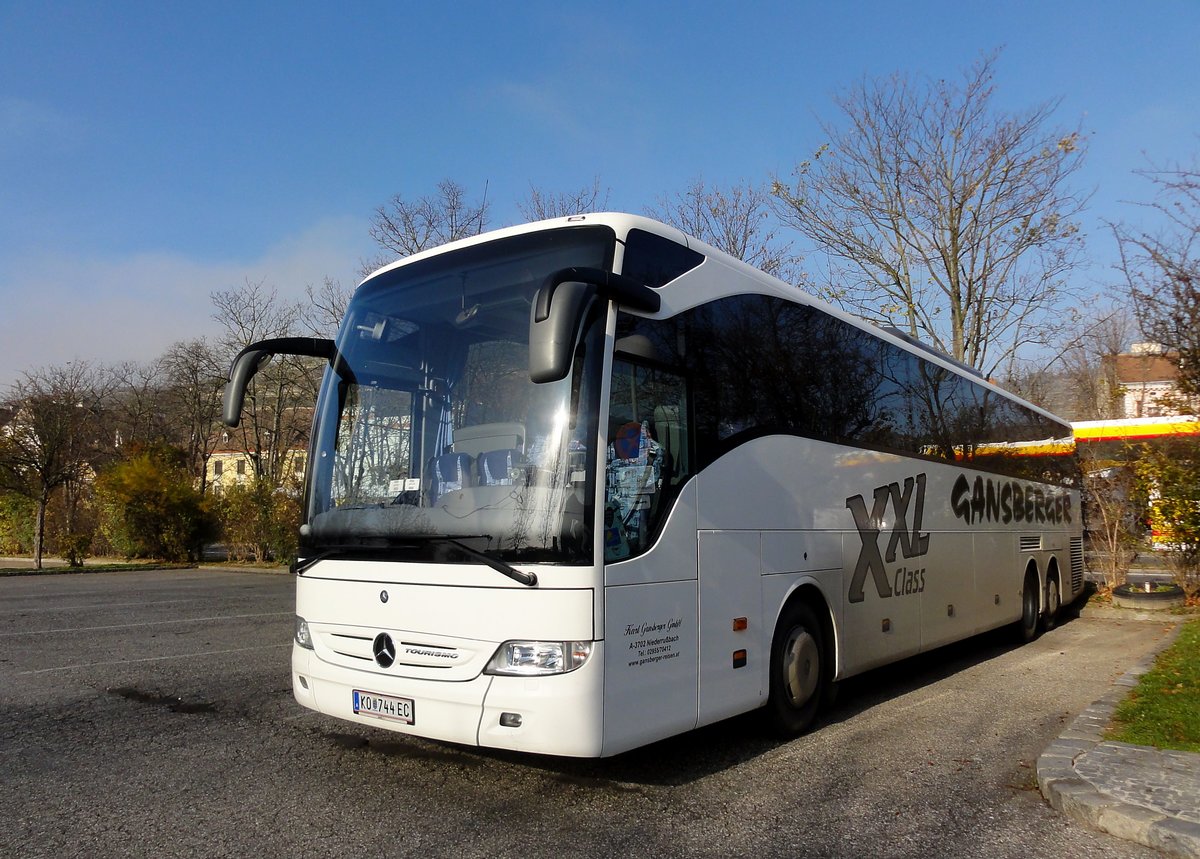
[359,212,1072,432]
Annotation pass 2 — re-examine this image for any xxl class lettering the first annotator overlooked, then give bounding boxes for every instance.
[950,474,1073,527]
[846,474,931,604]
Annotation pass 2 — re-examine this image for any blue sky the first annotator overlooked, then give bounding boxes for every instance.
[2,1,1199,387]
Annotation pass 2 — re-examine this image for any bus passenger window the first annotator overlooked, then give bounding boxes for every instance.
[604,359,688,561]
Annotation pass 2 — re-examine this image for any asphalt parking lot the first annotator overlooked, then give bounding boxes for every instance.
[0,568,1170,858]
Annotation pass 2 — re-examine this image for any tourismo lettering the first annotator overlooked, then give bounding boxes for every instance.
[949,474,1073,526]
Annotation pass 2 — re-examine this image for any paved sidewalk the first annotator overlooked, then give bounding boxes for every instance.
[1038,619,1200,858]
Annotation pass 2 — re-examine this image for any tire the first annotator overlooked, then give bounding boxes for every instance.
[1041,575,1061,632]
[1015,571,1040,644]
[765,601,828,737]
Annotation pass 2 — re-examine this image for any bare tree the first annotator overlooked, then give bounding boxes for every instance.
[107,359,171,449]
[300,276,354,338]
[363,179,490,275]
[649,177,805,284]
[0,363,112,568]
[159,338,227,492]
[771,52,1088,376]
[517,178,610,221]
[1081,447,1142,592]
[1058,308,1132,420]
[212,278,302,351]
[211,280,320,489]
[1002,308,1130,419]
[1112,159,1200,398]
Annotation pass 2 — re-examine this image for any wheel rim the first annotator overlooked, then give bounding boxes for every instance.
[1048,579,1060,614]
[782,627,820,708]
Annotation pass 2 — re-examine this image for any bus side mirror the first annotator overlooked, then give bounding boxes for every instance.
[221,336,337,427]
[223,347,271,427]
[529,281,596,384]
[529,268,661,384]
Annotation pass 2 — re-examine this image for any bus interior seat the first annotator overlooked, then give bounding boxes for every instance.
[477,448,522,486]
[428,452,472,503]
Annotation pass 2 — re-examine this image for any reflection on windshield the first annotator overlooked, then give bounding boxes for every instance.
[303,227,612,565]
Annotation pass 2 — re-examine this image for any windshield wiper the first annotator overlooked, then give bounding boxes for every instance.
[292,545,387,575]
[293,537,538,587]
[424,537,538,587]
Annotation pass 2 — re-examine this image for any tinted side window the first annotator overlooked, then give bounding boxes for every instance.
[621,229,705,288]
[615,295,1076,486]
[685,296,892,455]
[618,294,897,468]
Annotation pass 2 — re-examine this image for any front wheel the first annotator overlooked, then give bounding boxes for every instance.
[765,601,828,737]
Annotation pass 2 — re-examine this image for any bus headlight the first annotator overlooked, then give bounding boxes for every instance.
[485,640,593,676]
[295,616,314,650]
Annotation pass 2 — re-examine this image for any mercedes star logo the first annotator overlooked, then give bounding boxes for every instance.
[373,633,396,669]
[380,590,389,604]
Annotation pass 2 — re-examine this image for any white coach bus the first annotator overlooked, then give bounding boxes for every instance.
[222,213,1082,757]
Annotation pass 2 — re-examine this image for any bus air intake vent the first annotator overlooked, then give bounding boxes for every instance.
[1070,538,1084,592]
[329,632,374,661]
[1019,536,1041,553]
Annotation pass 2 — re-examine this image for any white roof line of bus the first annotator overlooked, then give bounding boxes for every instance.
[358,213,683,283]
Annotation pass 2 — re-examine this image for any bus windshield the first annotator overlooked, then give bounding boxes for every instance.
[303,226,614,565]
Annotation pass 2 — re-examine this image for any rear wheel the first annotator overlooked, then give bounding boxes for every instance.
[1041,575,1061,632]
[1015,571,1040,644]
[766,601,828,737]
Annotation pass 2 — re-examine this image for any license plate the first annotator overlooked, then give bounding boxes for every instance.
[352,690,415,725]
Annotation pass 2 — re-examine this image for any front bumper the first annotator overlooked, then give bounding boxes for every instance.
[292,641,606,757]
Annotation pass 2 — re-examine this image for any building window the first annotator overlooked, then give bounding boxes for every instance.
[213,460,223,476]
[237,460,246,475]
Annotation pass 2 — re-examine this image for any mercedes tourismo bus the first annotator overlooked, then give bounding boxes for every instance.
[222,213,1083,757]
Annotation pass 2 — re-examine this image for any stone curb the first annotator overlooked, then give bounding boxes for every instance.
[1037,621,1200,857]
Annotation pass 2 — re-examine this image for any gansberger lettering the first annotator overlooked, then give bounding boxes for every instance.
[404,647,458,660]
[950,474,1073,526]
